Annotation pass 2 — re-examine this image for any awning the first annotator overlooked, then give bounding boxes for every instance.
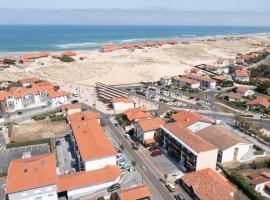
[144,138,156,145]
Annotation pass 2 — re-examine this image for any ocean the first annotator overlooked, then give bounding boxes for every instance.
[0,25,270,54]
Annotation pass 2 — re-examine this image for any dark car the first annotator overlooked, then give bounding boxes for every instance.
[56,140,61,146]
[174,193,185,200]
[151,150,162,157]
[149,146,159,152]
[131,142,139,150]
[107,183,121,193]
[71,99,79,104]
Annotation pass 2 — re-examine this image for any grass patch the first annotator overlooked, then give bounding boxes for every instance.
[6,138,50,149]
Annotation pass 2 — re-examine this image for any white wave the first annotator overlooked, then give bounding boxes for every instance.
[182,34,197,37]
[55,42,103,49]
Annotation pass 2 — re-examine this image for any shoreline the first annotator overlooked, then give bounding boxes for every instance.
[1,32,269,56]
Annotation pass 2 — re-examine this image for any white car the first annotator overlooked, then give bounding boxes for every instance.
[124,134,131,139]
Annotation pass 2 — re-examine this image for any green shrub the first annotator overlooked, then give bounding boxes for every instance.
[115,114,130,126]
[97,197,105,200]
[110,193,117,200]
[249,159,270,169]
[32,115,46,121]
[50,115,66,122]
[60,55,75,62]
[230,172,264,200]
[3,58,16,65]
[6,139,50,149]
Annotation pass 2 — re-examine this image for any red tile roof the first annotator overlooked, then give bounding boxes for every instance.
[19,77,40,84]
[111,97,134,104]
[162,122,216,153]
[212,76,228,81]
[171,111,211,127]
[57,165,121,192]
[123,108,152,122]
[22,52,49,60]
[69,111,116,161]
[182,74,216,83]
[181,168,236,200]
[235,69,249,77]
[246,98,270,108]
[62,51,76,56]
[117,184,151,200]
[6,154,57,194]
[173,76,200,85]
[138,117,165,132]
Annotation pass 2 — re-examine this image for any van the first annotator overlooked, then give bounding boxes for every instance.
[165,183,176,192]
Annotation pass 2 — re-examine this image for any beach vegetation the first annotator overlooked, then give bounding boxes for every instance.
[3,58,16,65]
[60,55,75,62]
[256,81,270,93]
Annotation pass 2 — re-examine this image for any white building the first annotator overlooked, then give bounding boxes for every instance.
[6,154,58,200]
[160,123,218,172]
[234,69,250,82]
[172,76,200,89]
[182,74,216,89]
[111,97,135,113]
[68,111,117,171]
[134,117,165,146]
[237,87,255,97]
[0,81,68,113]
[171,111,212,132]
[196,125,254,163]
[159,76,172,86]
[57,165,121,200]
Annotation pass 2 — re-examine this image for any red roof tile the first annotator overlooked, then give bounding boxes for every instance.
[117,184,151,200]
[171,111,211,127]
[138,117,165,132]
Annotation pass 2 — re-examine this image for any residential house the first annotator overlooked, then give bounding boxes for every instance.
[57,165,121,200]
[246,98,270,112]
[237,87,255,97]
[182,74,216,89]
[19,77,40,87]
[117,184,151,200]
[180,168,236,200]
[123,108,152,129]
[223,92,243,102]
[196,126,254,163]
[171,111,212,132]
[234,69,250,82]
[0,81,68,113]
[160,122,218,172]
[172,76,200,89]
[159,76,172,86]
[6,154,58,200]
[61,103,81,116]
[155,104,171,118]
[134,117,165,146]
[111,97,135,114]
[68,111,117,171]
[247,171,270,198]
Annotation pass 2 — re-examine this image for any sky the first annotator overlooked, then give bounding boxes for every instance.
[0,0,269,25]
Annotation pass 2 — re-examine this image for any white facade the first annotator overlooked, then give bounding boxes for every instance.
[187,121,211,132]
[8,185,58,200]
[113,102,135,113]
[237,89,254,97]
[49,96,68,107]
[196,149,218,171]
[67,177,120,200]
[173,80,200,89]
[84,156,116,171]
[235,76,250,82]
[216,66,229,75]
[220,143,253,163]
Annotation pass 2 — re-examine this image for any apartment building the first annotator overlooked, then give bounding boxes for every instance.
[172,76,200,89]
[160,122,218,172]
[111,97,135,113]
[0,81,68,113]
[182,74,216,89]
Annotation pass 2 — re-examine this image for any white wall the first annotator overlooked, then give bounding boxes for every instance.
[84,156,116,171]
[196,149,218,171]
[67,177,120,200]
[50,96,68,107]
[8,185,58,200]
[113,102,134,113]
[187,122,211,132]
[221,144,253,163]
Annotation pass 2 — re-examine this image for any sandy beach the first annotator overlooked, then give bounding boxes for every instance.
[1,34,270,110]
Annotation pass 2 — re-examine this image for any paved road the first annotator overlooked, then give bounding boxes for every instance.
[103,118,174,200]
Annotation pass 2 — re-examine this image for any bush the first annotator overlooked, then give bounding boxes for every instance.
[115,114,130,126]
[32,115,46,121]
[249,159,270,169]
[50,115,66,122]
[60,55,75,62]
[6,139,50,149]
[230,172,264,200]
[3,58,16,65]
[97,197,105,200]
[110,193,117,200]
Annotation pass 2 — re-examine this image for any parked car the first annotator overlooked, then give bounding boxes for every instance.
[165,183,177,192]
[174,193,185,200]
[149,146,159,152]
[114,123,120,127]
[131,142,139,150]
[124,133,131,139]
[107,183,121,193]
[56,140,61,146]
[151,150,162,157]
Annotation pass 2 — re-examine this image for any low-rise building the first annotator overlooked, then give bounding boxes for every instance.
[111,97,135,113]
[223,92,243,102]
[172,76,200,89]
[182,74,216,89]
[117,184,151,200]
[196,126,254,163]
[0,81,68,113]
[6,153,58,200]
[237,87,255,97]
[160,122,218,172]
[68,111,117,171]
[248,171,270,198]
[61,103,81,116]
[246,97,270,112]
[234,69,250,82]
[134,117,165,146]
[19,77,40,87]
[159,76,172,86]
[171,111,212,132]
[180,168,236,200]
[58,165,121,200]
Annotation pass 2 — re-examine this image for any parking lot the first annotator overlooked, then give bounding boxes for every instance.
[0,144,50,174]
[56,134,76,174]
